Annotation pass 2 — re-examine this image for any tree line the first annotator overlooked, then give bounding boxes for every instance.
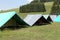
[20,3,46,13]
[20,0,60,14]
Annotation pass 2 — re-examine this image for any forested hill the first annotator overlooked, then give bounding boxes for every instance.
[20,0,60,15]
[33,0,60,3]
[0,0,60,15]
[20,0,46,13]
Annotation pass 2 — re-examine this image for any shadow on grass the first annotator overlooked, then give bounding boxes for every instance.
[0,25,29,31]
[33,23,51,26]
[0,22,52,31]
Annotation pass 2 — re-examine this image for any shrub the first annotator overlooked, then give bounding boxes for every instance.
[20,3,46,13]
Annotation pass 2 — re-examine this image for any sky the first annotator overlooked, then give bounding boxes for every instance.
[19,0,33,6]
[0,0,33,10]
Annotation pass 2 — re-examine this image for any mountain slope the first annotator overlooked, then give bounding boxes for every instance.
[0,8,19,13]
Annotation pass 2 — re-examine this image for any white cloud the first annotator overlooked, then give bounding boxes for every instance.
[27,0,33,2]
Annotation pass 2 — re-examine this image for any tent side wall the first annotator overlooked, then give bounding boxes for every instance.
[50,15,57,22]
[24,14,42,26]
[0,11,16,27]
[53,15,60,22]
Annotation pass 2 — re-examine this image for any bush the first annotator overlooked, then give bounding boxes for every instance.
[50,5,60,15]
[20,3,46,13]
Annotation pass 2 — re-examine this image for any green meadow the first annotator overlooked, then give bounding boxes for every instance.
[0,23,60,40]
[0,2,60,40]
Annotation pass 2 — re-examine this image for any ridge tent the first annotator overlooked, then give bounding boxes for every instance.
[24,14,50,26]
[43,15,57,22]
[50,15,57,22]
[54,15,60,22]
[0,11,28,28]
[43,15,53,22]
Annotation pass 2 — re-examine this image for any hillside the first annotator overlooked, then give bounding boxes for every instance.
[0,8,19,13]
[19,0,60,15]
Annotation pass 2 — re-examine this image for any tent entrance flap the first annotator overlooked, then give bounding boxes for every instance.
[34,16,50,25]
[47,16,53,22]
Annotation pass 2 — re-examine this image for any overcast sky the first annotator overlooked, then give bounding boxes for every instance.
[0,0,33,10]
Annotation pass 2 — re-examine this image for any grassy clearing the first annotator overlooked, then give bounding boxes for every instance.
[44,2,54,14]
[17,13,28,19]
[0,22,60,40]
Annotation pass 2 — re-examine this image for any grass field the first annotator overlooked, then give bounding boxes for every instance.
[0,22,60,40]
[0,2,60,40]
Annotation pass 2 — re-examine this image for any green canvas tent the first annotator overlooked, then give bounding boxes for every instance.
[0,11,28,28]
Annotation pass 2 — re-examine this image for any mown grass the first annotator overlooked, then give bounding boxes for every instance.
[0,22,60,40]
